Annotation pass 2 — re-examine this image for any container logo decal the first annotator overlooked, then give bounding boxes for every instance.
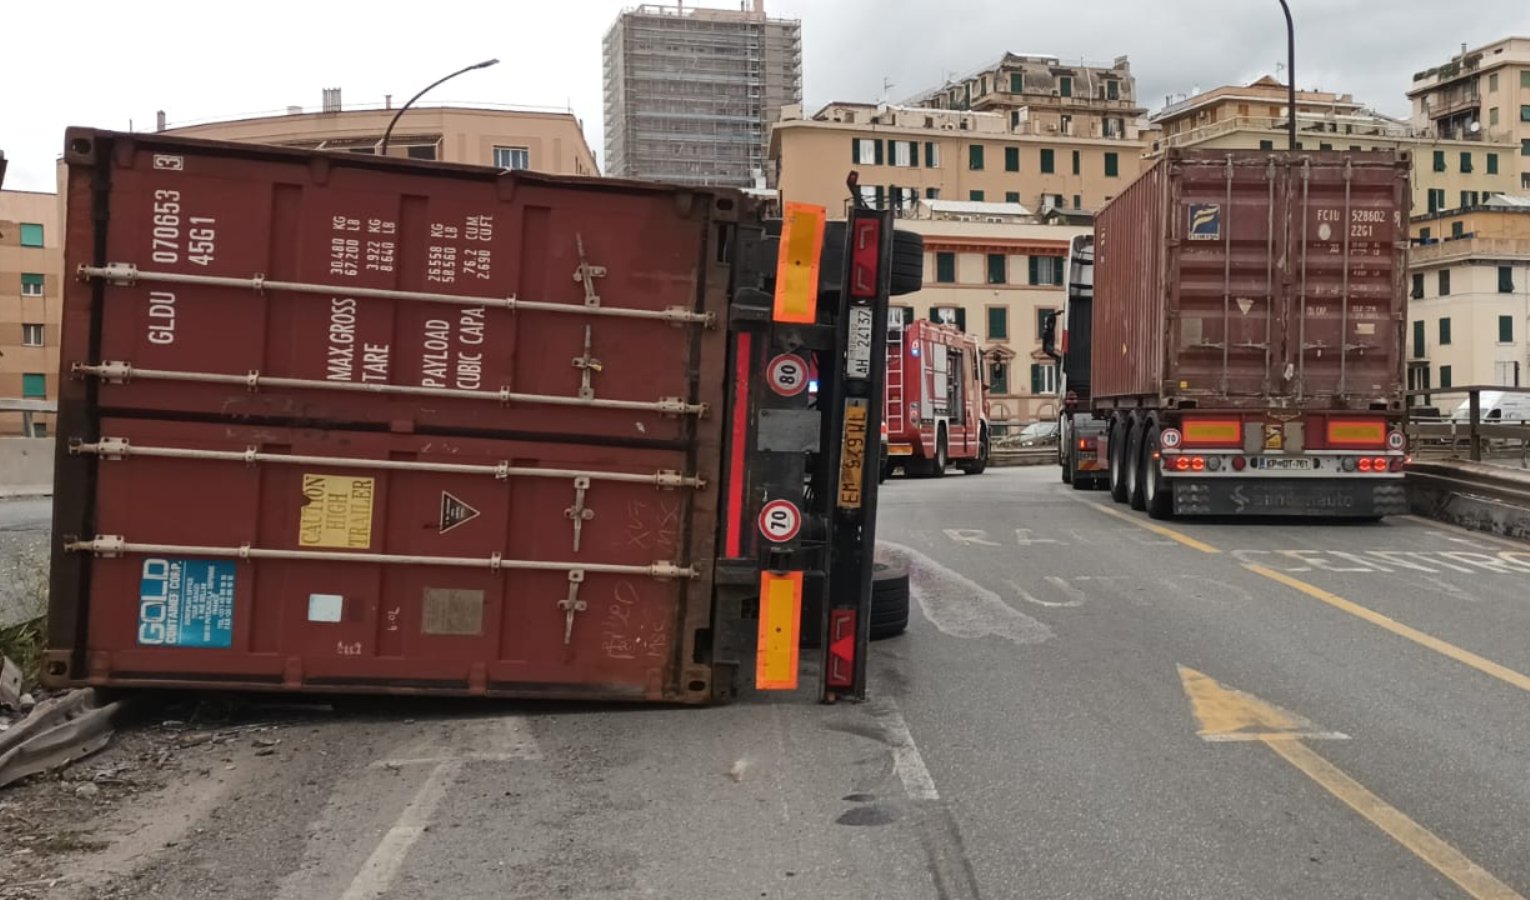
[138,558,235,648]
[1188,204,1222,241]
[299,474,376,549]
[440,492,481,534]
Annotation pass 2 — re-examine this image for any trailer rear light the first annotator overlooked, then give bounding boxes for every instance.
[756,571,803,690]
[826,609,857,689]
[1206,456,1223,472]
[1190,456,1206,472]
[849,217,883,299]
[1389,456,1405,472]
[1342,456,1358,472]
[1358,457,1374,472]
[1171,456,1190,472]
[1371,457,1388,472]
[1231,456,1247,471]
[773,202,825,324]
[1078,437,1097,451]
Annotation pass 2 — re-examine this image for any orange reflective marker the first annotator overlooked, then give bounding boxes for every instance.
[755,571,803,690]
[772,202,825,324]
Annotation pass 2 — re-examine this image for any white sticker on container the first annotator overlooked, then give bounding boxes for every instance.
[308,593,344,623]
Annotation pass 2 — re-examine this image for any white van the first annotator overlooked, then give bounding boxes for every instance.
[1449,391,1530,423]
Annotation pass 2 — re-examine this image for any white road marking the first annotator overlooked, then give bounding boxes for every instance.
[868,696,940,801]
[339,760,462,900]
[943,528,1000,546]
[880,542,1054,645]
[1007,577,1085,608]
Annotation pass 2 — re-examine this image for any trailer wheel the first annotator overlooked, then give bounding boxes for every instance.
[889,231,925,296]
[1126,418,1147,511]
[1108,418,1130,503]
[870,562,910,640]
[1143,425,1173,519]
[1061,424,1074,484]
[958,428,988,475]
[930,429,948,478]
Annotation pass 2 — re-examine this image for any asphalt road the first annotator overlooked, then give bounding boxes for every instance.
[0,497,52,628]
[37,470,1530,899]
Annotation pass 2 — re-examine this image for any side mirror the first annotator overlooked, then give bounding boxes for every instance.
[1040,310,1059,360]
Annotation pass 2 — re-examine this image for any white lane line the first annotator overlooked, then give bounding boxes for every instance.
[339,760,462,900]
[869,696,940,801]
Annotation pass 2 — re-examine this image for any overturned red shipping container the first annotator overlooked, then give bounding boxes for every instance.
[46,129,742,702]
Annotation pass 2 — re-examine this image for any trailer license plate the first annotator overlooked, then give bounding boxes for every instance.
[1256,457,1313,471]
[839,399,868,509]
[846,306,873,379]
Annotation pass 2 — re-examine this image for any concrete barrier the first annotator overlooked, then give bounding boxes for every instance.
[0,439,52,495]
[1407,460,1530,542]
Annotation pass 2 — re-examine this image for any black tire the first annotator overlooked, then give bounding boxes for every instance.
[1108,419,1130,504]
[1126,419,1147,511]
[958,430,988,475]
[870,562,910,640]
[889,230,924,296]
[1061,437,1074,484]
[1143,424,1174,520]
[930,430,948,478]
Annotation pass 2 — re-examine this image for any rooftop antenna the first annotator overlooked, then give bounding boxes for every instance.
[881,77,895,103]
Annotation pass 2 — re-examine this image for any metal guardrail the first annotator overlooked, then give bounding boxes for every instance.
[1405,385,1530,469]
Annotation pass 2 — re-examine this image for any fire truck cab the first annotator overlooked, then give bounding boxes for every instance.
[883,318,990,478]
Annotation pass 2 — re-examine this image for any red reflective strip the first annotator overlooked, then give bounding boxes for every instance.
[725,332,752,558]
[827,609,856,688]
[850,217,882,299]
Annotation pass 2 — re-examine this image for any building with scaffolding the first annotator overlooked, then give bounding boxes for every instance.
[603,1,802,187]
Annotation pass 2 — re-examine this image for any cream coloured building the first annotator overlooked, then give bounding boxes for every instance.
[163,97,599,175]
[1408,36,1530,193]
[0,188,62,435]
[1406,198,1530,393]
[888,205,1089,430]
[1150,77,1518,216]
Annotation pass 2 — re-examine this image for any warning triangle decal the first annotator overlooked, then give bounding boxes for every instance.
[440,492,481,534]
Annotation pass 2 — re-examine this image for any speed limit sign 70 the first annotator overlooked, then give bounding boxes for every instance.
[766,353,809,397]
[757,498,802,543]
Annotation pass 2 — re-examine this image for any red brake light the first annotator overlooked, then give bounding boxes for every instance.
[1231,456,1247,471]
[1358,457,1374,472]
[850,218,882,299]
[1191,456,1206,472]
[1373,457,1389,471]
[1173,456,1191,472]
[1389,457,1404,472]
[827,609,857,688]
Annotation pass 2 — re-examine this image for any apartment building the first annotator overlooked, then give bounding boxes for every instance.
[603,1,802,186]
[888,204,1089,429]
[0,188,62,435]
[1408,36,1530,192]
[163,94,598,175]
[1406,197,1530,393]
[1151,77,1517,216]
[772,101,1146,217]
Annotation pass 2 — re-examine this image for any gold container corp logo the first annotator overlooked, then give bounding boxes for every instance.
[299,474,376,549]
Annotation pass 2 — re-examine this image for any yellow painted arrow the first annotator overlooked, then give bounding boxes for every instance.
[1179,666,1523,900]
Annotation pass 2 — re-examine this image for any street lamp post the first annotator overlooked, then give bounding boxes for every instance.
[378,58,500,156]
[1277,0,1296,150]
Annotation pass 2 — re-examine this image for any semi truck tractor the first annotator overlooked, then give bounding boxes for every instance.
[1045,148,1411,519]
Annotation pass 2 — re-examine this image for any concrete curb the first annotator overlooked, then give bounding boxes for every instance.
[0,487,51,501]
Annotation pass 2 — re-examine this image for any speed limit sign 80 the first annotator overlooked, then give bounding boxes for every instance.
[766,353,809,397]
[757,498,802,543]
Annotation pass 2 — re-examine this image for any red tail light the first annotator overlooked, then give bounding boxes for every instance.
[1389,456,1405,472]
[1372,457,1389,471]
[850,218,882,299]
[1231,456,1247,471]
[827,609,857,688]
[1191,456,1206,472]
[1358,457,1374,472]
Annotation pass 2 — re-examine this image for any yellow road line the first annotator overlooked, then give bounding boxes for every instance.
[1263,738,1525,900]
[1083,502,1222,554]
[1245,564,1530,694]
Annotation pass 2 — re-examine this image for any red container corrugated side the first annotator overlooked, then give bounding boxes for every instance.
[1091,148,1410,411]
[46,129,737,703]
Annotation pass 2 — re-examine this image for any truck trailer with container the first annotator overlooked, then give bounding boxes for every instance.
[1045,148,1411,518]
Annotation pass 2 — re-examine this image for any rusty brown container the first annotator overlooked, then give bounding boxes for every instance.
[46,129,739,703]
[1092,148,1410,410]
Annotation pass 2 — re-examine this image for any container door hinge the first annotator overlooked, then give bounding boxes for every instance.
[559,569,587,645]
[571,326,603,400]
[564,477,594,552]
[573,235,606,308]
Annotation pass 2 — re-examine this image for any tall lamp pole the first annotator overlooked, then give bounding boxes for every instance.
[1277,0,1297,149]
[378,58,500,156]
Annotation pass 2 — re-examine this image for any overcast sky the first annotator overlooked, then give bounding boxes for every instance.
[3,0,1527,192]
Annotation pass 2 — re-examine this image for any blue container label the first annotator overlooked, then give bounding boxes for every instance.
[137,558,236,648]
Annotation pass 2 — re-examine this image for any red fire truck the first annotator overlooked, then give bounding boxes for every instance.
[882,319,990,478]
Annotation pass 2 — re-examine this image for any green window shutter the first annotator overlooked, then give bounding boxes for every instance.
[1073,195,1082,209]
[936,253,955,283]
[987,254,1006,284]
[874,185,885,208]
[1059,76,1072,98]
[1433,150,1446,172]
[852,139,860,163]
[1030,364,1043,394]
[1411,274,1424,299]
[1010,72,1022,93]
[1460,152,1473,173]
[20,273,44,290]
[910,142,920,167]
[19,224,43,247]
[987,306,1008,339]
[1412,321,1425,358]
[1439,317,1452,345]
[1523,139,1530,157]
[1107,80,1119,100]
[1028,256,1040,285]
[1500,266,1515,293]
[1487,153,1499,175]
[1072,150,1080,175]
[924,141,936,167]
[22,373,46,398]
[1005,191,1020,204]
[969,190,985,202]
[1452,219,1465,237]
[1440,365,1453,388]
[1005,146,1019,172]
[925,187,940,199]
[1439,269,1451,296]
[955,308,967,332]
[1500,315,1514,343]
[990,363,1009,394]
[1104,153,1119,177]
[969,144,984,170]
[1259,140,1274,150]
[874,141,884,165]
[1040,149,1055,173]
